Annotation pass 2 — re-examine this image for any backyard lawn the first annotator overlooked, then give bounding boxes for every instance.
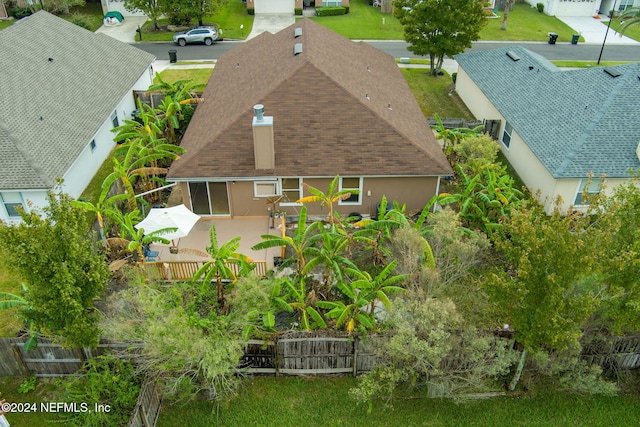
[156,375,640,427]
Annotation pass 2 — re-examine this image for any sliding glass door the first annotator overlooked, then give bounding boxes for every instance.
[188,181,230,215]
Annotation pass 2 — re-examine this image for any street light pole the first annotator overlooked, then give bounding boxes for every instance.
[598,0,618,64]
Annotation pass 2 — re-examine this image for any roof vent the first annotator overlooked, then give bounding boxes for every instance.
[604,67,622,78]
[254,104,265,122]
[294,43,303,55]
[294,27,302,38]
[48,57,54,62]
[506,51,520,62]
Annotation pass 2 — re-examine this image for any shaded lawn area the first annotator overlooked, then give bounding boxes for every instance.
[0,20,13,31]
[140,0,253,41]
[153,68,213,87]
[480,3,585,42]
[401,69,473,119]
[309,0,404,40]
[602,18,640,42]
[0,377,66,426]
[0,261,22,337]
[157,375,640,427]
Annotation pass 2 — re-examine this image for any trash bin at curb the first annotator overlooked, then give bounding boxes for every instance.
[548,32,558,44]
[168,49,177,63]
[571,34,579,45]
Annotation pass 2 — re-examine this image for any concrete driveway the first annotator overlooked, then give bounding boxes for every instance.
[95,16,148,44]
[557,16,639,44]
[247,14,295,40]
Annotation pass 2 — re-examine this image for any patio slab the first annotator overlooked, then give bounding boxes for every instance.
[149,216,286,269]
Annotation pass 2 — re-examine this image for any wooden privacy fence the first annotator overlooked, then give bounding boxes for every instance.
[239,331,377,375]
[128,377,162,427]
[143,260,267,281]
[581,334,640,369]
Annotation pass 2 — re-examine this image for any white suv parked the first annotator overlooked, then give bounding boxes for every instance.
[173,26,218,46]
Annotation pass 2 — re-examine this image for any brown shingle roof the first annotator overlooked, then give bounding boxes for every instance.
[168,19,452,179]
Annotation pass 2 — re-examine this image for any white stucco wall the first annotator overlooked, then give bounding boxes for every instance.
[525,0,598,16]
[0,190,48,224]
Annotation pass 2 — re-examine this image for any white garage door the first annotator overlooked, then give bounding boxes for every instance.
[254,0,294,14]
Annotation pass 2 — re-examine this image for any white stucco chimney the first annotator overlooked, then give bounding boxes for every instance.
[252,104,275,170]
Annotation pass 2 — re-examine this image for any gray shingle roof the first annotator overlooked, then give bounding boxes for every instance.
[0,11,155,190]
[455,46,640,179]
[168,18,452,180]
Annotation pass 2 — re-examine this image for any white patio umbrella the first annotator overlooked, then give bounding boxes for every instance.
[135,204,200,249]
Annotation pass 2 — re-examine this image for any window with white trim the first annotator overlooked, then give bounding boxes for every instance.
[323,0,342,5]
[111,111,119,128]
[280,178,302,205]
[574,178,603,206]
[501,121,513,148]
[339,177,362,205]
[0,192,25,217]
[254,181,278,198]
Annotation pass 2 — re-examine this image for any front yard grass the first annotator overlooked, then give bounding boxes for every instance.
[157,375,640,426]
[602,18,640,42]
[480,3,585,42]
[153,68,213,87]
[140,0,253,41]
[309,0,404,40]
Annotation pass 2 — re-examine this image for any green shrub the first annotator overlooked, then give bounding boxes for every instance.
[10,7,32,19]
[536,2,544,13]
[344,6,349,13]
[316,6,346,16]
[295,7,303,15]
[61,355,141,427]
[247,7,254,15]
[71,16,91,30]
[452,72,457,84]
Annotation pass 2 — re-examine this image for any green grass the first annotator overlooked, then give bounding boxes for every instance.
[140,0,253,41]
[0,20,13,31]
[60,2,105,31]
[602,18,640,42]
[309,0,404,40]
[157,375,640,427]
[154,68,213,87]
[401,69,473,119]
[480,3,585,42]
[0,377,66,426]
[0,261,22,337]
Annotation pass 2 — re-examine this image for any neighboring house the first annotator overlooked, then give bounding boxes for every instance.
[100,0,147,17]
[0,11,155,223]
[245,0,349,14]
[455,46,640,214]
[167,18,452,219]
[523,0,639,17]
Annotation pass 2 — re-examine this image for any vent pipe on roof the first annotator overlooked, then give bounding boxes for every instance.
[254,104,264,122]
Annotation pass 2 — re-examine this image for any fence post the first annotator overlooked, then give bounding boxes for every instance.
[11,343,30,376]
[353,336,358,377]
[75,348,86,365]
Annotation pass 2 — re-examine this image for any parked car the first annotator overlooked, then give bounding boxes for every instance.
[173,26,218,46]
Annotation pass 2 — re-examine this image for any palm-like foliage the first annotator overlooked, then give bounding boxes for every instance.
[438,164,524,236]
[277,278,327,331]
[251,206,322,278]
[348,261,407,317]
[304,229,358,292]
[192,224,253,309]
[106,209,173,261]
[297,175,357,226]
[0,285,39,350]
[431,113,484,156]
[619,7,640,35]
[316,279,375,334]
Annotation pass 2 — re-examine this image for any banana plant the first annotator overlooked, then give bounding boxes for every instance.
[192,224,253,310]
[106,209,173,262]
[431,113,484,156]
[316,277,376,334]
[304,229,358,291]
[297,175,357,226]
[251,206,322,279]
[0,285,39,350]
[278,277,327,331]
[347,261,407,316]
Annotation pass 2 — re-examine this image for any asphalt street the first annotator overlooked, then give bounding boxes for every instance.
[136,40,640,63]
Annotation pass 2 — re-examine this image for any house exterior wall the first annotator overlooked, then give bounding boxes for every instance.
[317,0,350,6]
[0,190,47,224]
[178,176,440,219]
[525,0,598,16]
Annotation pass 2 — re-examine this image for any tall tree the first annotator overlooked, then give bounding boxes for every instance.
[0,192,109,348]
[488,204,598,390]
[393,0,486,76]
[124,0,162,30]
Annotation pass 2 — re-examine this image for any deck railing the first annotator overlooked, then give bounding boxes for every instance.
[143,260,267,281]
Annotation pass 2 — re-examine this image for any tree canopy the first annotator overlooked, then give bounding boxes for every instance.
[393,0,487,75]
